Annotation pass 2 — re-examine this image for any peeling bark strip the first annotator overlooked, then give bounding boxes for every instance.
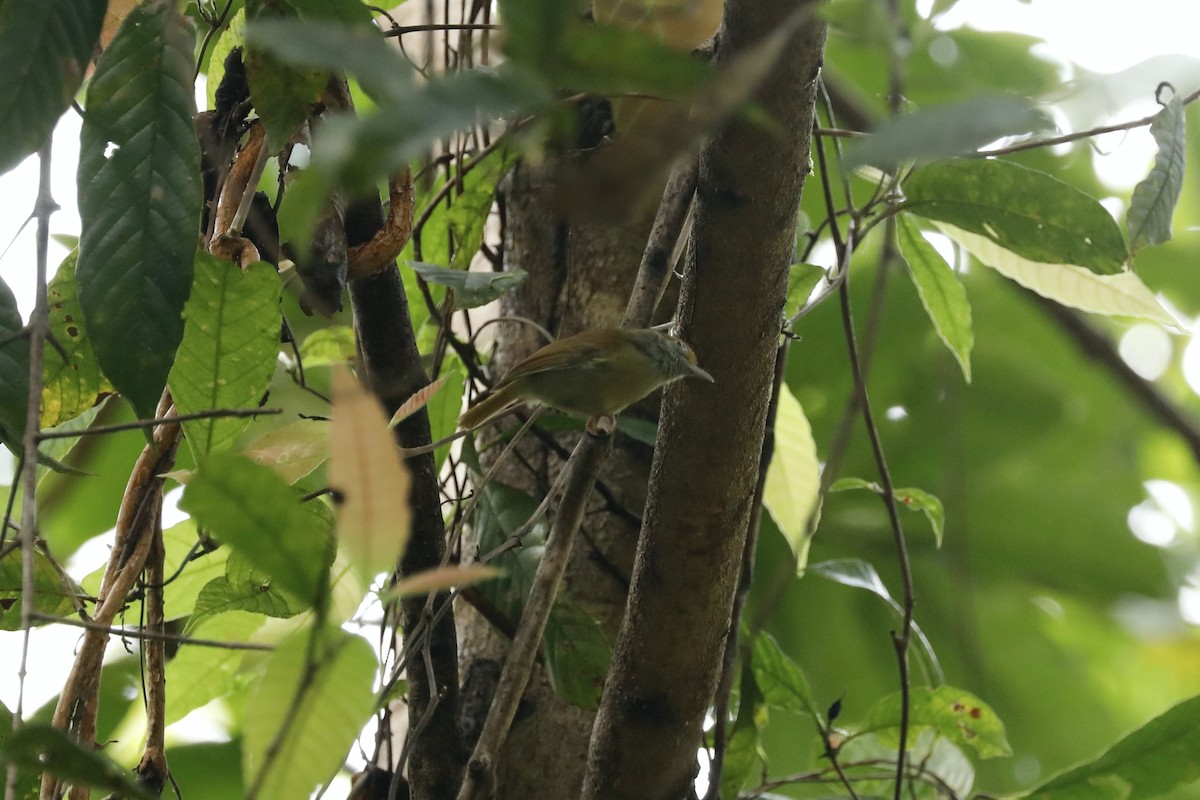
[581,3,828,799]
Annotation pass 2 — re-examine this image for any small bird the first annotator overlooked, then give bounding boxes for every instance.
[458,328,714,430]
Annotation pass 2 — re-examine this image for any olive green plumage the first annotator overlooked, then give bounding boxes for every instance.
[458,328,713,430]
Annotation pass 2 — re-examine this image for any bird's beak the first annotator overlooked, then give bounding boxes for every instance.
[688,363,715,383]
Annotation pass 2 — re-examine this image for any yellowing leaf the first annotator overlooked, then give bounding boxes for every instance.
[935,222,1174,326]
[385,564,500,599]
[762,383,821,572]
[244,419,330,484]
[328,368,412,579]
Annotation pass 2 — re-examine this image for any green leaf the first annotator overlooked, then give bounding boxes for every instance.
[310,69,548,192]
[846,96,1048,170]
[0,0,105,175]
[897,214,973,382]
[0,546,81,629]
[299,326,357,367]
[895,487,945,547]
[762,383,821,572]
[243,419,330,484]
[241,2,370,151]
[543,599,612,710]
[409,263,529,309]
[426,364,464,471]
[42,250,113,428]
[244,18,410,104]
[720,675,768,799]
[180,452,334,603]
[829,480,944,546]
[864,685,1011,759]
[276,167,327,265]
[77,0,202,420]
[0,724,156,799]
[169,255,282,459]
[783,262,827,321]
[903,159,1127,275]
[1017,693,1200,799]
[809,559,942,679]
[552,22,712,98]
[445,149,521,272]
[932,220,1173,325]
[1127,89,1186,254]
[751,632,817,718]
[0,274,28,450]
[242,627,378,800]
[165,611,264,725]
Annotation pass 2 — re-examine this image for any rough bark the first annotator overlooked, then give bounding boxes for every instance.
[455,160,664,799]
[580,3,827,798]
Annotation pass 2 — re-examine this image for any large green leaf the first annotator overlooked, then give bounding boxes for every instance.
[0,724,156,800]
[0,0,105,175]
[845,95,1048,170]
[0,545,81,630]
[762,382,821,572]
[186,548,307,633]
[897,214,973,382]
[166,611,264,726]
[933,221,1173,324]
[0,274,28,451]
[242,627,378,800]
[903,159,1128,275]
[180,452,334,603]
[169,255,282,459]
[42,250,113,428]
[77,0,202,420]
[1016,694,1200,799]
[1127,90,1186,254]
[242,0,371,150]
[863,685,1011,760]
[751,631,817,718]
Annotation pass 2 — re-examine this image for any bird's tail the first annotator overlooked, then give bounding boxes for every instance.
[458,386,519,430]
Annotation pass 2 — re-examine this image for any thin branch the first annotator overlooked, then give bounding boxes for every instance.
[977,86,1200,157]
[456,433,611,800]
[6,134,54,800]
[1025,289,1200,463]
[838,263,915,800]
[621,155,699,329]
[380,22,499,38]
[28,613,275,651]
[37,406,280,440]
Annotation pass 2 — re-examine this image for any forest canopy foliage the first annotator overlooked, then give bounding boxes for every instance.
[1,0,1200,799]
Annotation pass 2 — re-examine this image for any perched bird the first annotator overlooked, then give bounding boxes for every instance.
[459,328,714,430]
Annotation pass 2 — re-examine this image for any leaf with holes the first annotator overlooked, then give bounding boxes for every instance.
[904,159,1127,275]
[77,0,202,420]
[864,686,1011,759]
[169,255,282,459]
[42,250,113,427]
[0,0,105,175]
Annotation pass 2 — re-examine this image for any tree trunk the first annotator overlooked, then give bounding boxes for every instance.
[581,3,827,798]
